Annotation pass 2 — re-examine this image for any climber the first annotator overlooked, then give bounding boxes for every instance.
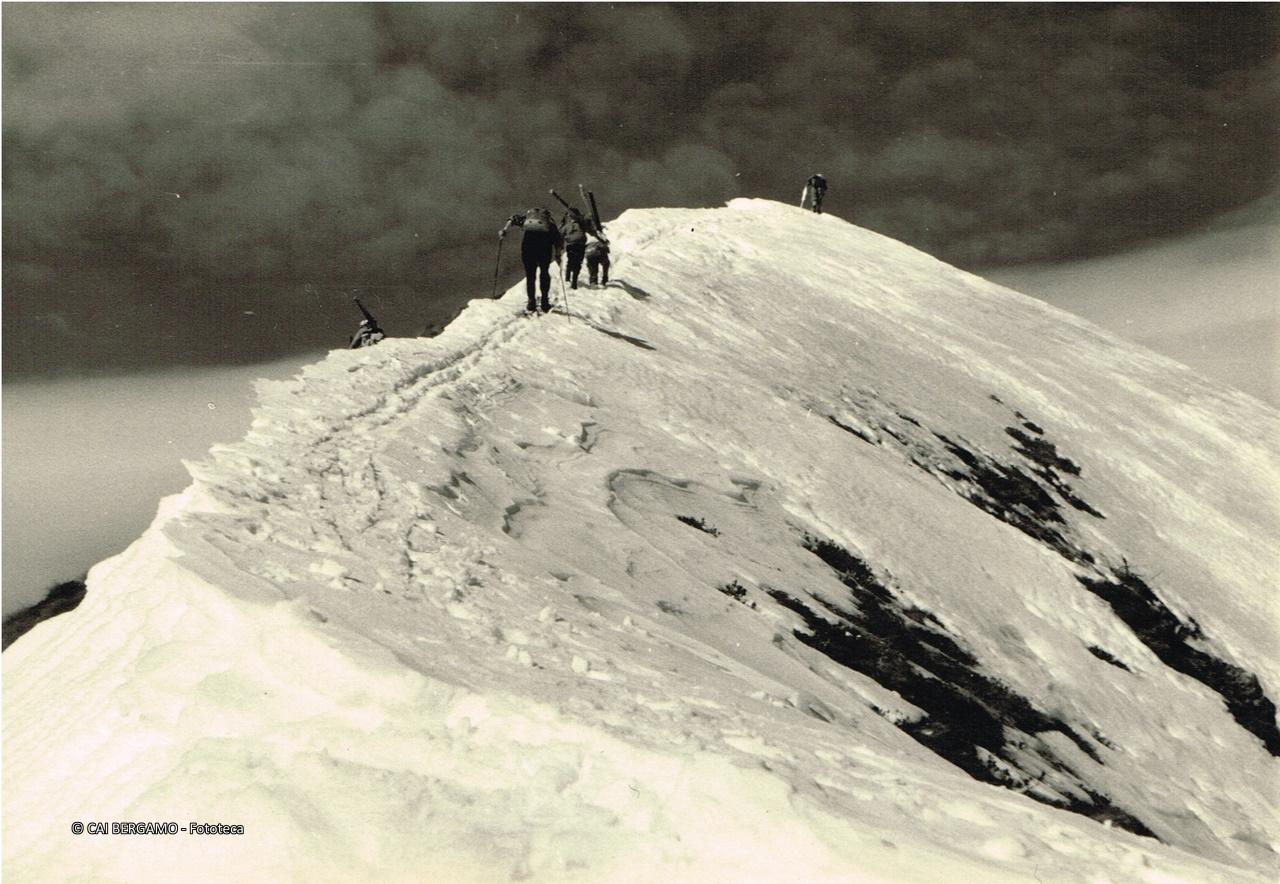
[585,238,611,286]
[500,207,563,313]
[560,206,590,290]
[801,173,828,214]
[350,298,385,348]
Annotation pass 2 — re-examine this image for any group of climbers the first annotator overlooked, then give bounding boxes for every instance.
[558,205,611,291]
[500,190,611,316]
[350,173,828,344]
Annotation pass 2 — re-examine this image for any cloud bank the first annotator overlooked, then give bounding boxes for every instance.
[4,4,1277,372]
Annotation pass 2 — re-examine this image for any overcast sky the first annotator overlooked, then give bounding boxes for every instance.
[991,190,1278,406]
[3,3,1278,375]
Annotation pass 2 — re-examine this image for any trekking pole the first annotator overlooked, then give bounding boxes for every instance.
[558,262,572,322]
[491,236,505,299]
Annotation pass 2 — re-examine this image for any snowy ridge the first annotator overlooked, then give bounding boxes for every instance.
[5,200,1278,883]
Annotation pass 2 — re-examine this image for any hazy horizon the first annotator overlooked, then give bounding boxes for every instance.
[2,355,319,616]
[5,200,1275,620]
[5,4,1277,377]
[991,190,1279,407]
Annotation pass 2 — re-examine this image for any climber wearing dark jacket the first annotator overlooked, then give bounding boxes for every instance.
[585,239,611,286]
[801,173,828,213]
[501,207,563,313]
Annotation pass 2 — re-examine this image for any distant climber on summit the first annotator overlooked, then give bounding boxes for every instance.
[585,238,611,286]
[801,173,827,214]
[500,207,563,314]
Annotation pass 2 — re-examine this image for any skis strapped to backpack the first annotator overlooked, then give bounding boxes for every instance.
[579,184,606,240]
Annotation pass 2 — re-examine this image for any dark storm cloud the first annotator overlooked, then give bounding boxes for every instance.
[3,3,1277,372]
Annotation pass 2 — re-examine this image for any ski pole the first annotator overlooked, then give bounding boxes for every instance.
[491,236,505,299]
[558,262,572,322]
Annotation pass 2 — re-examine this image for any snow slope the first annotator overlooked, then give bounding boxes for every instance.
[5,199,1278,883]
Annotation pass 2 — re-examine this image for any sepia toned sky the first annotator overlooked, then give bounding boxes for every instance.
[3,3,1277,375]
[4,3,1277,613]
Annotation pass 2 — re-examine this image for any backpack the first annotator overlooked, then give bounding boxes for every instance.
[561,212,588,244]
[522,208,554,234]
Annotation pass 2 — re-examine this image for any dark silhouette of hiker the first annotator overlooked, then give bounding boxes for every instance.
[349,318,385,348]
[501,207,563,312]
[560,207,590,290]
[801,173,828,213]
[350,297,385,348]
[586,239,611,286]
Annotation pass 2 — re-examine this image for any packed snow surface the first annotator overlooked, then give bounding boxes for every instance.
[5,200,1278,883]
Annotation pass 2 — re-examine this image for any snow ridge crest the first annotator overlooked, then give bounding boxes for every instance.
[6,200,1278,883]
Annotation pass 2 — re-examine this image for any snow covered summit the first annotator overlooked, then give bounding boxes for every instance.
[5,200,1278,883]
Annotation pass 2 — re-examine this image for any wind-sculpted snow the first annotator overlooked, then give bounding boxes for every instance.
[5,200,1278,883]
[768,533,1155,837]
[826,387,1280,756]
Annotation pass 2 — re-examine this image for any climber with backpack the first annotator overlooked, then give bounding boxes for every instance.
[801,173,828,214]
[559,206,590,290]
[500,207,564,314]
[585,238,610,286]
